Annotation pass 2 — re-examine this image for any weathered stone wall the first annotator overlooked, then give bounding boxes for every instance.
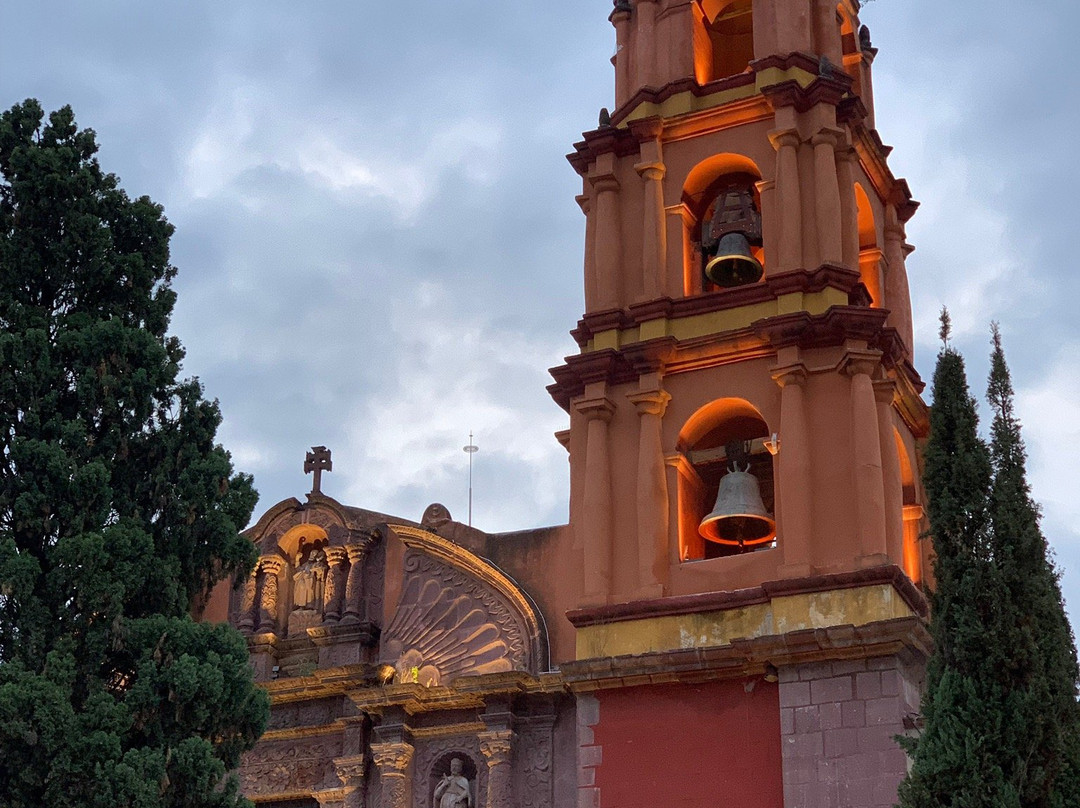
[779,655,922,807]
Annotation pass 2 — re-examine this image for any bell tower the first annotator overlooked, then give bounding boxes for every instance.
[549,3,931,807]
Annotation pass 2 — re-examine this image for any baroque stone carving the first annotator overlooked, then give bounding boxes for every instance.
[517,722,554,808]
[382,551,528,686]
[239,737,343,797]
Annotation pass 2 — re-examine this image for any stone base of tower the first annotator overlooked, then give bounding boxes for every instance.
[563,570,929,808]
[779,655,923,808]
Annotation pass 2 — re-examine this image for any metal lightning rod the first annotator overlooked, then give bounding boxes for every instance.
[463,432,479,527]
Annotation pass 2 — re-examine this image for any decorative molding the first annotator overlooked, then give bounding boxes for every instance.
[387,525,547,675]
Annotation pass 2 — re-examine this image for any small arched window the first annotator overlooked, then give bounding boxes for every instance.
[694,0,755,85]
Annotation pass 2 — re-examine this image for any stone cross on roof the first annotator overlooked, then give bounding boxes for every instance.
[304,446,332,495]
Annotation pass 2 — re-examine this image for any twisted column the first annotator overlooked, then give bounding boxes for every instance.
[479,730,515,807]
[769,129,803,272]
[628,387,670,597]
[343,530,378,622]
[322,547,348,623]
[371,742,413,808]
[772,363,812,576]
[257,556,285,636]
[237,567,258,633]
[575,392,616,605]
[844,353,887,561]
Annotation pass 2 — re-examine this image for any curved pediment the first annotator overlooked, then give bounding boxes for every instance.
[380,525,547,686]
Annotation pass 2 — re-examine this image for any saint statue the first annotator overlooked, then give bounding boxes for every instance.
[292,548,328,611]
[433,757,472,808]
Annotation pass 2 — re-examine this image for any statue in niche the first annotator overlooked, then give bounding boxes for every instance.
[286,547,329,636]
[433,757,472,808]
[293,548,328,611]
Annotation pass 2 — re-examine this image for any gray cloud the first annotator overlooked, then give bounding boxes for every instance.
[4,0,1079,620]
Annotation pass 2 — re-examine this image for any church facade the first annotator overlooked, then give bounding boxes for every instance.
[203,1,933,806]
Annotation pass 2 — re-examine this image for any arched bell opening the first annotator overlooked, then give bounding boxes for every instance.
[855,183,883,306]
[693,0,755,85]
[677,398,777,561]
[895,429,924,585]
[681,154,765,297]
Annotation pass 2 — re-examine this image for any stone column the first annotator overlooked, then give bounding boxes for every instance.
[772,362,813,577]
[237,567,258,634]
[322,547,348,623]
[611,2,632,109]
[575,390,616,605]
[903,504,925,584]
[590,156,622,310]
[371,742,413,808]
[836,145,860,272]
[334,754,367,808]
[635,0,659,89]
[875,380,905,567]
[342,531,377,622]
[844,353,888,563]
[756,178,778,278]
[634,136,666,301]
[812,130,844,265]
[859,247,885,308]
[769,129,803,273]
[576,191,598,310]
[479,730,515,807]
[627,384,670,598]
[883,208,914,351]
[257,556,285,636]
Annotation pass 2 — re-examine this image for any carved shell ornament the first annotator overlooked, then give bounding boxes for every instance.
[383,559,517,686]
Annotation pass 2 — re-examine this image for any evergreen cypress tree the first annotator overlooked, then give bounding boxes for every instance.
[900,314,1080,807]
[0,100,267,807]
[898,311,1016,807]
[984,324,1080,807]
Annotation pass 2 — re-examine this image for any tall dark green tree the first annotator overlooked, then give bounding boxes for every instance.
[898,311,1016,807]
[899,313,1080,807]
[0,100,267,807]
[985,324,1080,807]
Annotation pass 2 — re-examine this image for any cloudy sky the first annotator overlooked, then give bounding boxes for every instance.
[4,1,1079,622]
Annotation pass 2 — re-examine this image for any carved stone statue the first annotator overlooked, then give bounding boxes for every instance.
[433,758,472,808]
[293,548,328,611]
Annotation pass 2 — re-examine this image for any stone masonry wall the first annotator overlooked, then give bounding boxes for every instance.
[779,655,923,808]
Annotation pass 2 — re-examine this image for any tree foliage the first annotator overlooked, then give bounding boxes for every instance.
[0,99,267,807]
[899,312,1080,807]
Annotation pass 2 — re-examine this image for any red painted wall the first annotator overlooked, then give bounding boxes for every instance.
[593,679,783,808]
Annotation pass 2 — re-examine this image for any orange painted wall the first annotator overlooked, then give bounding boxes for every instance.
[593,680,783,807]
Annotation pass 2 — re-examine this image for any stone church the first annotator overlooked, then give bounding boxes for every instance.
[201,1,932,805]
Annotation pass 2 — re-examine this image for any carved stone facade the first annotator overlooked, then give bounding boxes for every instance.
[225,498,568,807]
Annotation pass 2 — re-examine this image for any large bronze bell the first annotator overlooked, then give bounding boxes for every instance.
[704,232,764,287]
[701,184,764,288]
[699,442,775,546]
